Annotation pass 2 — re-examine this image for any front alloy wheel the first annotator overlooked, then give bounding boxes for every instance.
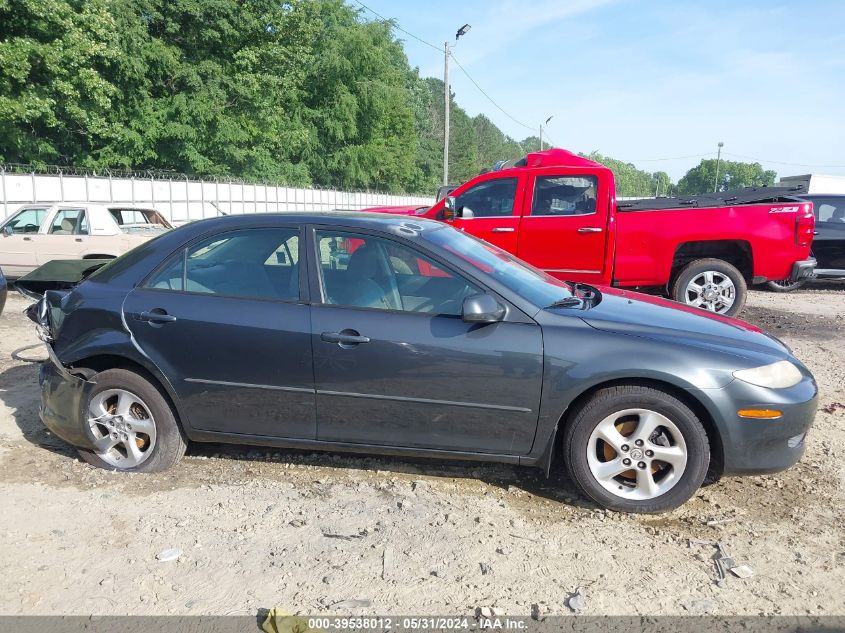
[563,385,710,513]
[587,408,687,500]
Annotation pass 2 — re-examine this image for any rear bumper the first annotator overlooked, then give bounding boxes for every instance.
[38,359,96,450]
[790,258,817,281]
[691,374,818,475]
[814,268,845,280]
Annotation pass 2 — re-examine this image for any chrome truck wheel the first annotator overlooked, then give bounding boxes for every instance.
[671,258,747,317]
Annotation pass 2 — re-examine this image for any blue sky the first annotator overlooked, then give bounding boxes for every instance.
[352,0,845,181]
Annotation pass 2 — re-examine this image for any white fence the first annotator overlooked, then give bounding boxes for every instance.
[0,169,435,223]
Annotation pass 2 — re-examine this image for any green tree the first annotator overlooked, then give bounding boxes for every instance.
[677,159,777,194]
[0,0,123,165]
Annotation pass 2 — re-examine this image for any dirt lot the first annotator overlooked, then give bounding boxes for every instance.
[0,287,843,617]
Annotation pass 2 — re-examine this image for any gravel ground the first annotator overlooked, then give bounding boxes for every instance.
[0,287,843,617]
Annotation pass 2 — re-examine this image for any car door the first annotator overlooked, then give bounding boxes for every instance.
[809,196,845,273]
[449,174,526,253]
[0,206,49,277]
[516,171,610,284]
[37,207,90,264]
[308,226,544,455]
[123,226,316,439]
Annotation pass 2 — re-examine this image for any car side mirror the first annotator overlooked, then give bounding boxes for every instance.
[2,225,12,237]
[462,293,505,324]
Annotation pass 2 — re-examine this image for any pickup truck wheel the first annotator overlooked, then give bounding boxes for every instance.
[77,368,186,473]
[562,385,709,513]
[671,258,747,316]
[766,278,807,292]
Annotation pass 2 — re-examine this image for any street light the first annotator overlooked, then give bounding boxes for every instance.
[540,115,553,151]
[714,141,724,193]
[443,24,471,186]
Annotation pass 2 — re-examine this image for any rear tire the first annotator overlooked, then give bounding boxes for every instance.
[766,278,806,292]
[671,258,747,317]
[77,368,186,473]
[562,385,710,513]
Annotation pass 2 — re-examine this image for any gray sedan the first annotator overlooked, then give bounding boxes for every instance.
[28,213,817,513]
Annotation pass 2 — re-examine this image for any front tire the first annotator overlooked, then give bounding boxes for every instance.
[77,368,186,472]
[671,258,747,316]
[562,385,710,513]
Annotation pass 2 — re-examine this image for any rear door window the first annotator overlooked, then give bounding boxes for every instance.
[531,176,598,216]
[49,209,88,234]
[147,228,301,300]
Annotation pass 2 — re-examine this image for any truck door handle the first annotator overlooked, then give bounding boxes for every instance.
[321,330,370,346]
[75,238,83,242]
[490,227,515,233]
[139,310,177,323]
[577,227,603,233]
[23,237,32,241]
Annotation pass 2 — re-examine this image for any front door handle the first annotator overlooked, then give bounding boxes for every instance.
[490,227,515,233]
[321,330,370,346]
[23,236,32,241]
[577,227,603,233]
[75,237,83,242]
[139,310,177,323]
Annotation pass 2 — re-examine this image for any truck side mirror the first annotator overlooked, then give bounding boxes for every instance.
[2,225,12,237]
[462,293,505,324]
[443,195,457,221]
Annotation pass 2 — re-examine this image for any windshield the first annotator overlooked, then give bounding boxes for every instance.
[422,225,573,307]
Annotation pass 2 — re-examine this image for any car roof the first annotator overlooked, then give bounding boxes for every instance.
[180,211,445,232]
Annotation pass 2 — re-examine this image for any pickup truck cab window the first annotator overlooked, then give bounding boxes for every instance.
[531,176,598,216]
[455,177,518,218]
[315,229,480,315]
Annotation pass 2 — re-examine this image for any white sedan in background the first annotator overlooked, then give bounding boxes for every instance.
[0,203,172,278]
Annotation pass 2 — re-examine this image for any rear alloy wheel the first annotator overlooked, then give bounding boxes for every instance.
[77,368,186,472]
[563,385,710,513]
[671,258,747,317]
[766,278,807,292]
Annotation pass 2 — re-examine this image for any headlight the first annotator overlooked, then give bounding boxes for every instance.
[733,360,802,389]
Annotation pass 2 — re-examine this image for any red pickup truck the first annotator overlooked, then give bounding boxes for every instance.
[367,149,816,316]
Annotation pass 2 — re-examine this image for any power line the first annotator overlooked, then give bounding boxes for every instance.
[448,52,539,134]
[622,152,716,162]
[352,2,547,149]
[722,152,845,170]
[352,1,441,52]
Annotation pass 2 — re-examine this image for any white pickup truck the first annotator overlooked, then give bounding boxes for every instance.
[0,203,172,278]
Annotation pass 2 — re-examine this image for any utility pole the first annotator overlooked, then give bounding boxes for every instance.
[713,141,724,193]
[443,41,450,187]
[443,24,471,187]
[539,115,553,151]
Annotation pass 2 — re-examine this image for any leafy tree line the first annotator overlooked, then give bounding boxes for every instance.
[0,0,777,197]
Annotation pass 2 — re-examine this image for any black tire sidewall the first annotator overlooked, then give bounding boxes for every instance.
[563,386,710,513]
[672,258,747,317]
[765,279,806,293]
[78,368,185,473]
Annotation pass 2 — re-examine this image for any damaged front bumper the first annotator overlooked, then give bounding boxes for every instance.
[38,357,97,451]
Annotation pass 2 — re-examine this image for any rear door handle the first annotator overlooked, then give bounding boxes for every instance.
[490,227,515,233]
[139,310,177,323]
[321,331,370,346]
[577,227,603,233]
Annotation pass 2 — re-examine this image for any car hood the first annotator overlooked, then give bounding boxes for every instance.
[576,287,790,360]
[14,259,112,299]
